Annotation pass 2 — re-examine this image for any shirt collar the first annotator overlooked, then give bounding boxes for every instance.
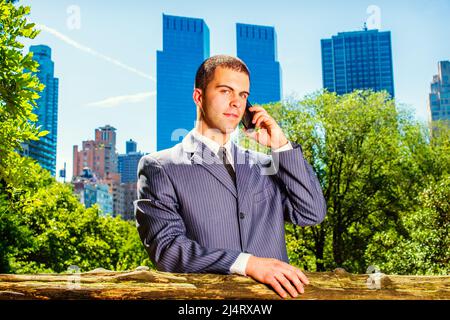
[191,128,234,160]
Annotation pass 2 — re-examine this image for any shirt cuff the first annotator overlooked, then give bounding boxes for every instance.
[230,253,252,276]
[272,141,293,152]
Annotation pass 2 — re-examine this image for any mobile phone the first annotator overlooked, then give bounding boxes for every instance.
[241,100,256,130]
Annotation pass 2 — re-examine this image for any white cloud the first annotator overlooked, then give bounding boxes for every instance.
[36,24,156,82]
[86,91,156,108]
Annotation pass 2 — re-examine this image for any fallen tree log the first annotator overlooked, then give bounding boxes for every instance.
[0,267,448,300]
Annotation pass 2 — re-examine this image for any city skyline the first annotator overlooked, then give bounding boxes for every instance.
[236,23,282,104]
[26,45,59,176]
[321,29,395,97]
[428,61,450,123]
[156,14,210,151]
[72,124,139,219]
[20,0,450,181]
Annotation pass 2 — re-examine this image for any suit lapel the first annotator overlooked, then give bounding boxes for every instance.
[190,140,238,198]
[182,131,259,202]
[232,143,256,205]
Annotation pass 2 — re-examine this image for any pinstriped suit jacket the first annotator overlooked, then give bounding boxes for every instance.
[134,130,326,274]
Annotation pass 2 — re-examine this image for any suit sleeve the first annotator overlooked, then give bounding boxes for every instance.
[271,142,327,226]
[134,155,241,274]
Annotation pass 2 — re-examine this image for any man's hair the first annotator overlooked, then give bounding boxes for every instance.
[194,55,250,93]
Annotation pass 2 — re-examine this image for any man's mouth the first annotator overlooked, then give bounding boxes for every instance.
[223,113,239,118]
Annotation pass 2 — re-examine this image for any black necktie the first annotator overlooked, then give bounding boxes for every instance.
[218,146,236,186]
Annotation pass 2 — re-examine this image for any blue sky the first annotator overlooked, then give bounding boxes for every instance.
[20,0,449,181]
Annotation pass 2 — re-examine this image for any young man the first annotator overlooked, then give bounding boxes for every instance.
[135,55,326,298]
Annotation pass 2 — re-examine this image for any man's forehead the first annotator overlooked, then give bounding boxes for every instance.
[214,66,247,76]
[211,67,249,87]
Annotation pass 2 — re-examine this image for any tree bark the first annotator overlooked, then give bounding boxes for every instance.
[0,268,448,300]
[312,226,326,271]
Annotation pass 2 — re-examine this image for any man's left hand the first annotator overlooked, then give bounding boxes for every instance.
[243,105,288,149]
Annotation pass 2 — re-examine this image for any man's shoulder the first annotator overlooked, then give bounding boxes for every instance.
[234,144,272,166]
[139,142,187,168]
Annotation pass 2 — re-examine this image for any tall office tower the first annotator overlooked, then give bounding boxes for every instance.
[121,183,137,220]
[157,14,210,151]
[73,125,122,216]
[27,45,59,176]
[94,125,118,176]
[73,125,118,180]
[236,23,282,104]
[428,61,450,124]
[118,139,143,220]
[118,140,144,183]
[125,139,137,154]
[321,28,395,97]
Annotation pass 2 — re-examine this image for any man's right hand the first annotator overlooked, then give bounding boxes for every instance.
[245,255,310,299]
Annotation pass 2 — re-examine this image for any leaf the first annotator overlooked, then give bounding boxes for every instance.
[37,130,49,137]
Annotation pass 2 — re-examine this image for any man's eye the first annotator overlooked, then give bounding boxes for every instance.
[222,90,230,94]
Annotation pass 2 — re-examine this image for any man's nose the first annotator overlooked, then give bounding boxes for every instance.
[230,95,243,109]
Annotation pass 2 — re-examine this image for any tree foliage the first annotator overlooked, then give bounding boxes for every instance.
[0,158,151,273]
[1,1,44,181]
[248,90,449,275]
[365,174,449,275]
[1,1,447,275]
[0,0,152,274]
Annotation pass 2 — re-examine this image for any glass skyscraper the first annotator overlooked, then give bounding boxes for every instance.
[125,139,137,154]
[236,23,282,104]
[28,45,59,176]
[118,140,144,183]
[157,14,210,151]
[321,28,394,97]
[428,61,450,124]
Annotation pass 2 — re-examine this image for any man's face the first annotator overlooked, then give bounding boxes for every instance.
[199,66,250,135]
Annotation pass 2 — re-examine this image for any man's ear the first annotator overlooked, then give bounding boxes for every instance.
[193,88,205,116]
[193,88,203,107]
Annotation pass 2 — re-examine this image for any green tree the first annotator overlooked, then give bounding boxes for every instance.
[0,1,152,273]
[1,152,152,273]
[0,0,45,187]
[241,90,449,274]
[366,174,449,275]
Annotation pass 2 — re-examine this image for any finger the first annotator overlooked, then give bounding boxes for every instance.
[251,110,267,124]
[269,278,288,299]
[274,273,299,298]
[283,270,304,294]
[257,115,275,129]
[292,268,309,285]
[286,265,309,285]
[250,108,266,120]
[249,105,266,112]
[256,115,270,128]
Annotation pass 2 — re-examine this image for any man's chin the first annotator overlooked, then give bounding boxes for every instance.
[220,126,238,135]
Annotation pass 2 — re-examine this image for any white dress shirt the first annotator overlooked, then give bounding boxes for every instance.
[191,128,293,276]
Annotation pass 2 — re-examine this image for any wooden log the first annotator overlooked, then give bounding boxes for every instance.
[0,267,448,300]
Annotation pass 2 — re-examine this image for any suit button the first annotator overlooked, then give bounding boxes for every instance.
[239,212,245,219]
